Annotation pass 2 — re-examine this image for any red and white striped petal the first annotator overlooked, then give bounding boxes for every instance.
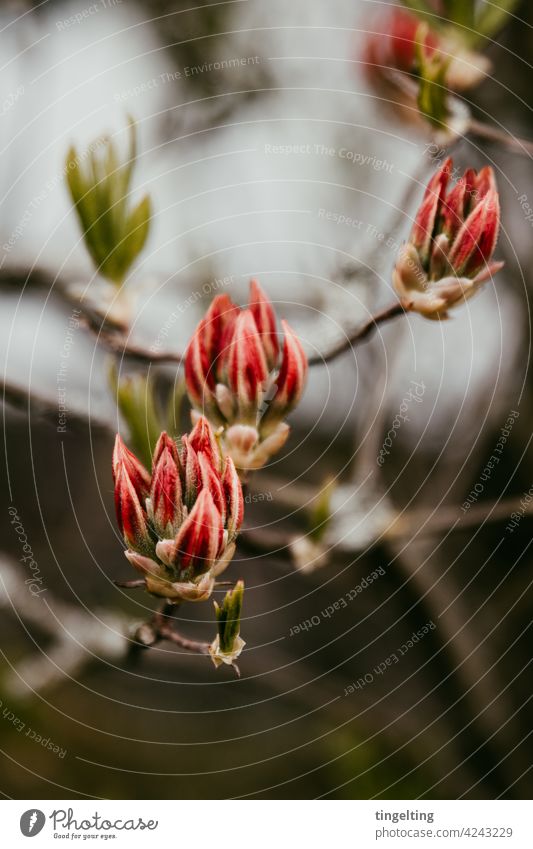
[112,434,151,499]
[265,320,308,422]
[189,415,222,471]
[198,451,226,525]
[179,435,200,508]
[114,463,150,552]
[449,188,500,278]
[222,455,244,538]
[226,309,269,415]
[409,158,451,267]
[150,432,183,533]
[249,278,279,369]
[171,488,224,577]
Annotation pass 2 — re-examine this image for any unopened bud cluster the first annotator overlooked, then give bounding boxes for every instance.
[185,279,308,473]
[393,157,502,319]
[113,416,243,602]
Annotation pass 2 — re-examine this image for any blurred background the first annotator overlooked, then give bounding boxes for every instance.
[0,0,532,799]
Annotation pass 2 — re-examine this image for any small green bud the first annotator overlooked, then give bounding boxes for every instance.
[209,580,245,668]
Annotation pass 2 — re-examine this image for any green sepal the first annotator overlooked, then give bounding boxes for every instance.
[214,580,244,654]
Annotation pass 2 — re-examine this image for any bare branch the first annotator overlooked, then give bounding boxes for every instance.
[133,599,211,655]
[468,119,533,158]
[307,301,405,366]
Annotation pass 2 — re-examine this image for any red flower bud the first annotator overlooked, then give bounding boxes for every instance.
[410,157,451,266]
[222,455,244,539]
[249,278,279,369]
[198,451,226,525]
[157,488,224,579]
[189,414,222,471]
[264,320,308,424]
[113,421,244,597]
[112,435,152,551]
[448,188,500,279]
[150,432,183,535]
[226,309,269,416]
[112,434,150,500]
[184,281,308,471]
[185,294,238,411]
[114,461,150,552]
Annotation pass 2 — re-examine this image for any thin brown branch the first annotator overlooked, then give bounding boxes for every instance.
[155,602,210,654]
[468,119,533,158]
[135,600,211,655]
[307,301,405,366]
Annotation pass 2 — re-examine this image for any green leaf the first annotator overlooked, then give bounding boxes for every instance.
[109,362,161,467]
[119,194,151,276]
[65,118,151,286]
[309,476,336,543]
[165,378,187,437]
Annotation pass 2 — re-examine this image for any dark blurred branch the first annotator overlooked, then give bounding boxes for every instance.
[2,378,109,430]
[468,119,533,158]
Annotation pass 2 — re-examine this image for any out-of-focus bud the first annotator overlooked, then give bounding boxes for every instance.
[363,8,490,93]
[185,280,308,474]
[393,157,503,319]
[113,419,243,602]
[209,580,245,670]
[65,117,151,329]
